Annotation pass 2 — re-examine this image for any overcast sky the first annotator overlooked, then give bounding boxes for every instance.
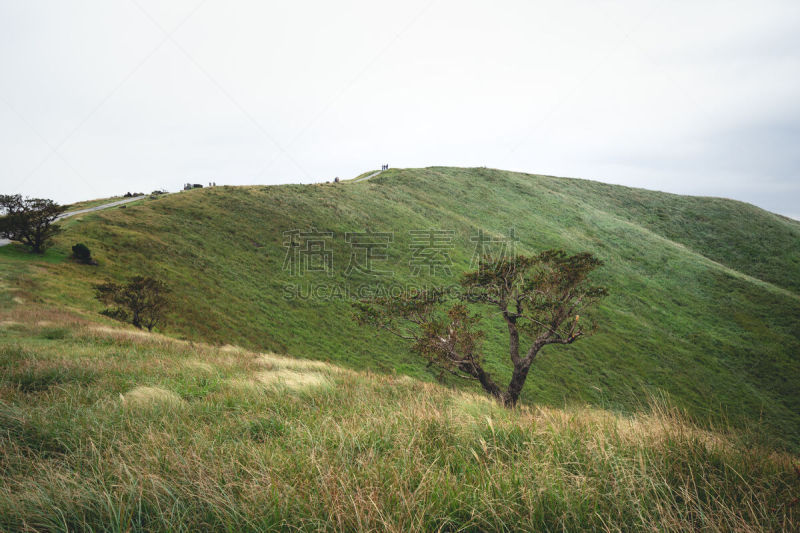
[1,1,798,219]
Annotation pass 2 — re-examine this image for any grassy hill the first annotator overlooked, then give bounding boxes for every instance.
[0,305,798,531]
[2,167,799,451]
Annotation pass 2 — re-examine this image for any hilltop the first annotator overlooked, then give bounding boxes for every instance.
[1,167,799,450]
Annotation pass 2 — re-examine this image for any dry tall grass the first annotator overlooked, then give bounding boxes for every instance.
[1,307,798,531]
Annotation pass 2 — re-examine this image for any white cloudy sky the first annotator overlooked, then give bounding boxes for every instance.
[1,1,798,219]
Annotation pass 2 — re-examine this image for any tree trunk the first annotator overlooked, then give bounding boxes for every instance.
[474,365,504,402]
[503,340,547,407]
[32,228,43,253]
[503,361,532,407]
[506,317,520,365]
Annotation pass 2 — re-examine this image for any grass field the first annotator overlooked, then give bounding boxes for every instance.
[1,166,798,455]
[1,303,798,531]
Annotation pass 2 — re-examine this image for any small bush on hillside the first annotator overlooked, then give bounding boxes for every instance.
[71,243,96,265]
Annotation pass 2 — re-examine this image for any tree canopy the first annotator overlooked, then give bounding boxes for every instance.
[95,276,171,332]
[0,195,66,253]
[354,250,608,406]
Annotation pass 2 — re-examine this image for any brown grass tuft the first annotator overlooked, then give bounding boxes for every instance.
[121,386,184,408]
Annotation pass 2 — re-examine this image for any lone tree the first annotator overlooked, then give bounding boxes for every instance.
[354,250,608,407]
[95,276,171,331]
[0,195,66,253]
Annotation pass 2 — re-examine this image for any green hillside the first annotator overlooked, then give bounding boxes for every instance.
[2,166,799,449]
[540,176,800,294]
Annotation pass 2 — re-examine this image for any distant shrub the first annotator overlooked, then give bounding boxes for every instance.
[71,243,96,265]
[95,276,171,331]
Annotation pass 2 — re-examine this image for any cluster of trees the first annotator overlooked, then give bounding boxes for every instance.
[355,250,607,407]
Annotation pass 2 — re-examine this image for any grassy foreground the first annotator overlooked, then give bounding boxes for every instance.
[1,303,799,532]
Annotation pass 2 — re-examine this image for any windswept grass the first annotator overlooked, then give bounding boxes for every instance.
[0,305,798,531]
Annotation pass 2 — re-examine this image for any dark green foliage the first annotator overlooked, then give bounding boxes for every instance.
[95,276,171,331]
[71,243,96,265]
[0,195,65,253]
[100,307,129,322]
[356,250,608,406]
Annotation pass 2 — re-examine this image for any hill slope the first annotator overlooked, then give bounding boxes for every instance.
[0,307,797,531]
[2,167,799,448]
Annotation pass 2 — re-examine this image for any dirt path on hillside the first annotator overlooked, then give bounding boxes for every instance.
[1,195,150,247]
[351,169,384,182]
